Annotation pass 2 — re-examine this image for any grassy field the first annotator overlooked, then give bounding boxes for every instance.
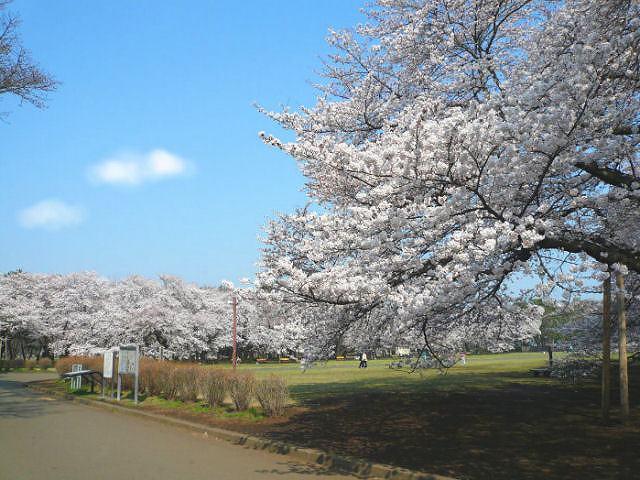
[225,352,639,480]
[211,352,562,404]
[47,352,639,480]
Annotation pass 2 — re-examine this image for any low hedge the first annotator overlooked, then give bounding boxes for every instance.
[55,355,289,416]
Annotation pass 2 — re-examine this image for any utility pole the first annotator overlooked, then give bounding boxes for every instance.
[616,270,629,421]
[601,271,611,420]
[232,294,238,370]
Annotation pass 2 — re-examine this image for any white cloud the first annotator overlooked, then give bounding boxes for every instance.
[89,149,189,185]
[18,199,84,230]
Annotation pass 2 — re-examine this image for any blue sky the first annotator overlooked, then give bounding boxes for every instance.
[0,0,364,285]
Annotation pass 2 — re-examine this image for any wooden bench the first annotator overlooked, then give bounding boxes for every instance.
[279,357,296,363]
[335,356,345,361]
[255,358,268,364]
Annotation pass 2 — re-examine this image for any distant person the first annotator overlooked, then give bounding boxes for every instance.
[460,352,466,366]
[359,352,368,368]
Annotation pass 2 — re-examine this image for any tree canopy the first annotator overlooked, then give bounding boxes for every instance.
[256,0,640,355]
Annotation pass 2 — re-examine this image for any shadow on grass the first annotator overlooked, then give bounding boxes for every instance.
[266,367,640,480]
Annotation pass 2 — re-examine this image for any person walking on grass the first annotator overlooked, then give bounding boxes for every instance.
[359,352,368,368]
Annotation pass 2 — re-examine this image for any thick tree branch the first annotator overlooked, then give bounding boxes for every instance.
[612,125,640,135]
[539,236,640,272]
[575,162,637,188]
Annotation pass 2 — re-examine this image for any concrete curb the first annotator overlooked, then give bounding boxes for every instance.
[25,381,455,480]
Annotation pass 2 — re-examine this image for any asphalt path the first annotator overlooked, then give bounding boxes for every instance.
[0,372,356,480]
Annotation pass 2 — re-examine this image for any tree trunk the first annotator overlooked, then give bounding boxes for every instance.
[334,333,344,357]
[602,272,612,420]
[616,270,630,422]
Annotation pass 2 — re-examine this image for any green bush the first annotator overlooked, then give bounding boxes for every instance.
[551,356,599,384]
[12,359,24,369]
[255,375,289,417]
[228,372,255,411]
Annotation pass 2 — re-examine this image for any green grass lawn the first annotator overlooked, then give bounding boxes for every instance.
[218,352,558,401]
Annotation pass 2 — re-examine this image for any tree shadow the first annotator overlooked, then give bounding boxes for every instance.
[263,367,640,480]
[0,380,60,418]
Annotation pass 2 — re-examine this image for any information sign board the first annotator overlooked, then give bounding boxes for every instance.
[118,345,138,375]
[103,350,114,379]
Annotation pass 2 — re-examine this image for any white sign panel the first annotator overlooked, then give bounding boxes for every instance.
[103,350,114,379]
[118,345,138,375]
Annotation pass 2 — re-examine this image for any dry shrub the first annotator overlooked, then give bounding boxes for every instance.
[139,358,168,396]
[38,357,52,370]
[55,356,102,376]
[255,375,289,417]
[157,364,179,399]
[173,365,202,402]
[201,369,228,408]
[25,359,37,370]
[228,372,255,411]
[54,357,73,375]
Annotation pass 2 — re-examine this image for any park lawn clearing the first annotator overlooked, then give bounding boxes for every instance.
[228,352,640,480]
[44,352,639,480]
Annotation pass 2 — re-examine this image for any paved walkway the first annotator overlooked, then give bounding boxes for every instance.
[0,372,356,480]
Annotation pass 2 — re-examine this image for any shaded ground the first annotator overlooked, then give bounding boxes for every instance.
[265,369,640,480]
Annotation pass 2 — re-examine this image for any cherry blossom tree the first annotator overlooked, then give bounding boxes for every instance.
[257,0,640,356]
[0,271,45,359]
[0,271,259,360]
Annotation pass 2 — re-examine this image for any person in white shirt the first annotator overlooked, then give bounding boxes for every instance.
[359,352,368,368]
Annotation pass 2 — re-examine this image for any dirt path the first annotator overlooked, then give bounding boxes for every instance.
[0,373,356,480]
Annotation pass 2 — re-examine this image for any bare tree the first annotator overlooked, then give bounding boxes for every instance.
[0,0,56,112]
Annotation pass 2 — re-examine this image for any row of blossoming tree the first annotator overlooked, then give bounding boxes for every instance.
[0,271,311,361]
[0,269,510,363]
